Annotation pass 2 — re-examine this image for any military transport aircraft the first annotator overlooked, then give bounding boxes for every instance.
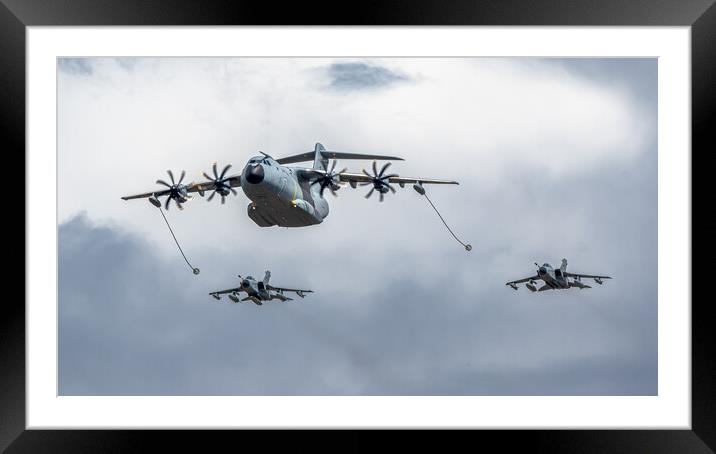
[122,143,459,228]
[209,271,312,305]
[505,259,611,292]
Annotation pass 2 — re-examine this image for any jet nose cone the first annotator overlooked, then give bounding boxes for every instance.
[245,164,265,184]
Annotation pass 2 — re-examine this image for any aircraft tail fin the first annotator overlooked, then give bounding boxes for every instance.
[313,143,328,171]
[264,270,271,286]
[561,258,568,272]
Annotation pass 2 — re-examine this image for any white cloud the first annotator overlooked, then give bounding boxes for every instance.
[57,56,656,285]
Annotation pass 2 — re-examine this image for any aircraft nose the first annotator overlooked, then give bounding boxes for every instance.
[245,164,265,184]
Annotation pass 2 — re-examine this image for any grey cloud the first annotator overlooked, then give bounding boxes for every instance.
[58,58,94,75]
[325,62,410,91]
[59,140,657,398]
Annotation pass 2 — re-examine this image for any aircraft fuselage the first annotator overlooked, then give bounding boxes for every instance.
[537,264,571,290]
[240,155,329,228]
[536,263,589,290]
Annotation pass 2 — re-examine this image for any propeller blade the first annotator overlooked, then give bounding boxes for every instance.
[178,170,186,184]
[167,170,175,185]
[382,173,399,180]
[176,198,184,210]
[164,196,171,210]
[230,188,238,196]
[379,192,385,202]
[202,172,212,181]
[365,187,375,199]
[379,162,391,177]
[372,160,378,176]
[156,179,171,188]
[330,160,337,173]
[207,192,216,201]
[361,169,371,178]
[220,164,232,180]
[221,195,226,205]
[212,162,218,180]
[388,184,396,194]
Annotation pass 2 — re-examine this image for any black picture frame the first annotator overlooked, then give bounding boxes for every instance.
[6,0,710,451]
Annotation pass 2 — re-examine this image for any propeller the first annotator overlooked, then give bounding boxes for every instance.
[202,162,237,205]
[155,169,191,210]
[360,160,398,202]
[310,160,347,197]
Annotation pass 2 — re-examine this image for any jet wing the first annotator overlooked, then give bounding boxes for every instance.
[564,273,612,280]
[121,174,242,201]
[336,172,459,186]
[208,287,245,299]
[505,275,540,286]
[267,285,313,297]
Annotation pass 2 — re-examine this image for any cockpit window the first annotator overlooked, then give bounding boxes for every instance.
[543,263,549,267]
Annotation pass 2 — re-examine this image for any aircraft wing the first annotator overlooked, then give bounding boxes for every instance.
[121,174,242,201]
[564,272,612,280]
[505,275,540,286]
[335,172,459,186]
[208,287,245,298]
[267,285,313,297]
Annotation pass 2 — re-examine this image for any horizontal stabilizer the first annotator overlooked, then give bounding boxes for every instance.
[277,151,404,165]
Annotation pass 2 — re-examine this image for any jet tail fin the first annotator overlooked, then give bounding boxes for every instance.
[561,258,568,272]
[264,270,271,286]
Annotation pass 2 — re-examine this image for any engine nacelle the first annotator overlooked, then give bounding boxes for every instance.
[526,283,537,292]
[148,195,162,208]
[228,293,240,303]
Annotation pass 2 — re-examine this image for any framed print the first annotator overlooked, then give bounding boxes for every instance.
[7,0,711,451]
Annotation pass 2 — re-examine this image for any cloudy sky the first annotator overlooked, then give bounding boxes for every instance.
[58,57,657,395]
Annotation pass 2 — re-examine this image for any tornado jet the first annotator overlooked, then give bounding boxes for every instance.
[209,271,312,305]
[506,259,611,292]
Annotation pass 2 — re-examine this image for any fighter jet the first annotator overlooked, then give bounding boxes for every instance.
[209,271,312,305]
[122,142,458,228]
[505,259,611,292]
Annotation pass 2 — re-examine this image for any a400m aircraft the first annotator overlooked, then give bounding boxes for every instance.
[122,143,459,228]
[506,259,612,292]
